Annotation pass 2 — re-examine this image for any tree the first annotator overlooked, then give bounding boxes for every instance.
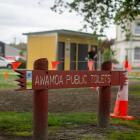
[50,0,140,34]
[99,39,115,62]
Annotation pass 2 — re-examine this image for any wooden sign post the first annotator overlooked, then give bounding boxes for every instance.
[98,61,112,128]
[16,58,127,140]
[33,58,48,140]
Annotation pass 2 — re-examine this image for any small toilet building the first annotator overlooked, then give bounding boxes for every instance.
[24,29,100,70]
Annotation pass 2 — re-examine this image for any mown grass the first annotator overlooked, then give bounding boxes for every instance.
[0,112,97,136]
[107,118,140,140]
[129,84,140,96]
[0,68,14,74]
[0,74,17,89]
[107,131,140,140]
[128,72,140,77]
[0,112,140,140]
[0,112,32,135]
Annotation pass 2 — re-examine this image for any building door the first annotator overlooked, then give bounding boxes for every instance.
[70,43,76,70]
[58,42,65,70]
[78,44,88,70]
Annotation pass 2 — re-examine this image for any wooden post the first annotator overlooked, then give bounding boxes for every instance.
[98,61,112,128]
[33,58,48,140]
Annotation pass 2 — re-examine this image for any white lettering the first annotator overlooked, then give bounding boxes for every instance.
[40,76,46,85]
[45,76,49,85]
[66,75,70,84]
[35,75,40,85]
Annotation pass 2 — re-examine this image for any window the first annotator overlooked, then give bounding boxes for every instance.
[134,22,140,35]
[134,47,140,60]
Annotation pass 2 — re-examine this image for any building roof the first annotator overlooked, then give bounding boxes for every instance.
[0,41,5,45]
[23,29,105,38]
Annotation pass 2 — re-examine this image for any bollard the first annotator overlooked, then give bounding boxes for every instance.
[98,61,112,128]
[33,58,48,140]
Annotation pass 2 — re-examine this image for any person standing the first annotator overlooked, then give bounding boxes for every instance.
[88,46,97,71]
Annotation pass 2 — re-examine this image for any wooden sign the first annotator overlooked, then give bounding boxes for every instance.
[15,58,128,140]
[16,70,126,90]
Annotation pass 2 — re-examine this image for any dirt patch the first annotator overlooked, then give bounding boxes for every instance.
[0,86,140,118]
[0,136,31,140]
[0,124,134,140]
[0,88,99,112]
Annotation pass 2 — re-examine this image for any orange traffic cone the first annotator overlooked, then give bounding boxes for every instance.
[134,72,139,78]
[51,61,60,70]
[12,62,22,71]
[88,60,97,90]
[5,72,9,80]
[111,81,135,120]
[88,60,94,71]
[111,58,135,120]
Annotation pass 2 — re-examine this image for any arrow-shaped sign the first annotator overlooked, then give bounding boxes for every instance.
[15,70,127,90]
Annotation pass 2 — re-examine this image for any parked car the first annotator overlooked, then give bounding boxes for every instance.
[0,56,15,69]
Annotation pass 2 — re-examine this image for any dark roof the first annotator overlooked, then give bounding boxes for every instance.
[23,29,105,38]
[0,41,5,45]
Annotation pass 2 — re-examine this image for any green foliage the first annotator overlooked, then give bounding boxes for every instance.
[18,60,26,69]
[17,50,26,69]
[102,48,113,62]
[51,0,140,33]
[19,50,25,57]
[112,59,119,64]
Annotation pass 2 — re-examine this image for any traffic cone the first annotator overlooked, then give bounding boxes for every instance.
[134,72,139,78]
[88,60,97,90]
[88,60,94,71]
[127,64,132,73]
[111,58,135,120]
[51,61,60,70]
[12,62,22,71]
[5,72,9,80]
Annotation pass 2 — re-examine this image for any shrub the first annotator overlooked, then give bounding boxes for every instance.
[17,60,26,69]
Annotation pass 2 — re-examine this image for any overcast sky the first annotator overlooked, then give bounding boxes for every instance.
[0,0,116,44]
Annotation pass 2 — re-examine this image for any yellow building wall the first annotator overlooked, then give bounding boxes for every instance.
[58,35,97,70]
[27,34,57,70]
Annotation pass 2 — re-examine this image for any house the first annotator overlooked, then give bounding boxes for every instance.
[112,17,140,68]
[5,44,21,60]
[24,29,102,70]
[0,41,22,60]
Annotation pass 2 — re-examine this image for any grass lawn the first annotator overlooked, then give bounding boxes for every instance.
[0,69,15,74]
[0,73,17,89]
[128,72,140,80]
[128,84,140,97]
[0,112,140,140]
[128,72,140,77]
[0,112,97,136]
